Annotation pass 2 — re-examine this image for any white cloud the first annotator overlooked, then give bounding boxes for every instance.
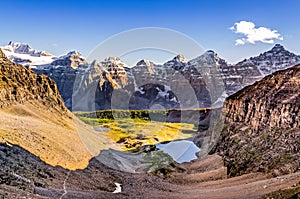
[230,21,283,45]
[235,38,246,45]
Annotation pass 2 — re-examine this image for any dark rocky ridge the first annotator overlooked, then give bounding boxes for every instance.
[213,64,300,176]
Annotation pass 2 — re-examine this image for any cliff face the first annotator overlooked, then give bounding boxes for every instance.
[225,64,299,131]
[0,49,66,112]
[214,64,300,176]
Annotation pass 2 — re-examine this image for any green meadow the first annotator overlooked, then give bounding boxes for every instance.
[75,109,200,151]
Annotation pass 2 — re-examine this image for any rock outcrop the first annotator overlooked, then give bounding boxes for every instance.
[213,64,300,176]
[0,49,66,111]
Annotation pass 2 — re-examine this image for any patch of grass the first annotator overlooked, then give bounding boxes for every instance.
[76,110,197,151]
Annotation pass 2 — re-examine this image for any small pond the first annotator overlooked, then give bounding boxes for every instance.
[156,140,200,163]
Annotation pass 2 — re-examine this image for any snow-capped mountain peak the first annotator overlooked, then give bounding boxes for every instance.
[66,50,82,56]
[205,50,222,62]
[51,51,88,68]
[136,59,153,66]
[3,41,53,57]
[0,41,55,66]
[0,42,90,68]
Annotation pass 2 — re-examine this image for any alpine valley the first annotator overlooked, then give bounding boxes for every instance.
[0,42,299,198]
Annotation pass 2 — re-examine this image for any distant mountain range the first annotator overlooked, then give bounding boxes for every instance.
[1,42,300,111]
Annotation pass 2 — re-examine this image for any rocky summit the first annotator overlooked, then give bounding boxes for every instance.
[212,64,300,176]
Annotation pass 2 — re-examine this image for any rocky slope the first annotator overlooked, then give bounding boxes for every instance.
[1,143,300,199]
[0,49,115,170]
[0,48,65,111]
[212,64,300,176]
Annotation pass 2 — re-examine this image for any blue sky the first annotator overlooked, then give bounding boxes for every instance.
[1,0,300,63]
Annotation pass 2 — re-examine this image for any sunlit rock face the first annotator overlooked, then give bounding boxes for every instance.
[213,64,300,177]
[0,49,65,111]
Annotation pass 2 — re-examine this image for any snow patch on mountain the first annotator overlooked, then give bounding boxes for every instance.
[1,42,55,66]
[0,42,88,68]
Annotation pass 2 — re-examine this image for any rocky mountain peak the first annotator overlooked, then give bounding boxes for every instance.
[271,43,285,52]
[101,57,128,78]
[163,55,187,70]
[4,41,53,57]
[136,59,152,66]
[136,59,155,74]
[105,56,120,61]
[66,50,82,57]
[51,50,88,68]
[206,50,216,55]
[188,50,227,69]
[237,44,300,76]
[205,50,223,62]
[103,56,128,68]
[174,54,187,63]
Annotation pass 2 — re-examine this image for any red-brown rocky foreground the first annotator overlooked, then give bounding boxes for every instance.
[0,143,299,199]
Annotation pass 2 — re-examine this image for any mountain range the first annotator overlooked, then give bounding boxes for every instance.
[2,42,300,111]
